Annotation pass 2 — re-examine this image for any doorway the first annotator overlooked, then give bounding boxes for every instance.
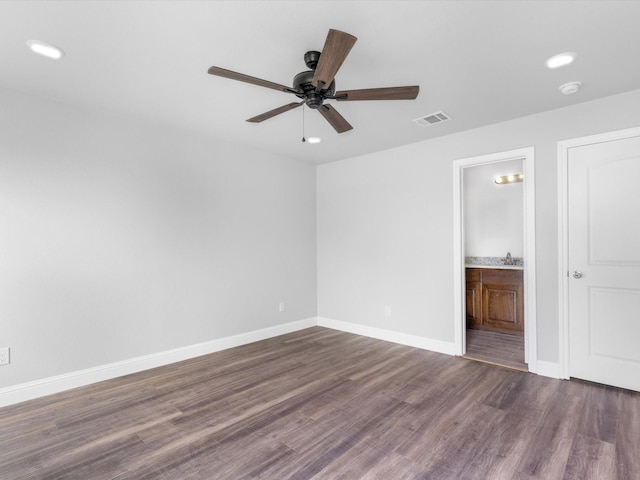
[453,147,538,373]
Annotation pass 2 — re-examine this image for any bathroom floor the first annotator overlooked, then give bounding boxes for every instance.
[464,329,527,372]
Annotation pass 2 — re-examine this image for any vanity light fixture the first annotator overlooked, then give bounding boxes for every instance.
[494,173,523,185]
[26,40,65,59]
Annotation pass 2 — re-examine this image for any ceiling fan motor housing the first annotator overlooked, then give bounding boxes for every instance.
[293,69,336,109]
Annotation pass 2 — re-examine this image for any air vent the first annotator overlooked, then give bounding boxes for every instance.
[413,111,452,127]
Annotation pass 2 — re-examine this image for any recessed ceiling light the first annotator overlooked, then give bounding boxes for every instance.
[559,81,582,95]
[545,52,576,69]
[307,137,322,144]
[26,40,65,60]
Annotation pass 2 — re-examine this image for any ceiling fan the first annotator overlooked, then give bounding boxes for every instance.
[207,29,419,134]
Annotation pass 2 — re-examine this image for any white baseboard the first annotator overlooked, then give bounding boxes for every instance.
[317,317,458,356]
[534,360,562,379]
[319,317,564,380]
[6,317,545,409]
[0,317,317,408]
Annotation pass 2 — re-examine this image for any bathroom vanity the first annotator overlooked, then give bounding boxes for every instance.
[465,266,524,335]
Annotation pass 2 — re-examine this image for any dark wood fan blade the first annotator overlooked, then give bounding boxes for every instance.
[312,29,357,90]
[208,66,299,94]
[246,102,304,123]
[318,104,353,133]
[335,86,419,101]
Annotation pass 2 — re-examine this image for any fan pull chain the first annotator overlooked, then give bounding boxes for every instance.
[301,104,306,143]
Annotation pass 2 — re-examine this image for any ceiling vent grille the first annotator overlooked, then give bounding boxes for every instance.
[413,111,452,127]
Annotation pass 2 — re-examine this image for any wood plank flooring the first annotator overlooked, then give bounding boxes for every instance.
[464,329,528,372]
[1,327,639,479]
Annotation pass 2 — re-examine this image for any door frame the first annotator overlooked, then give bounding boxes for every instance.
[557,126,640,380]
[453,147,537,372]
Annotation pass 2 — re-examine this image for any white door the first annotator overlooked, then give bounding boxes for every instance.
[568,132,640,392]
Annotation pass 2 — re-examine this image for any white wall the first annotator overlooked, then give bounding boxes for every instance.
[0,87,316,388]
[464,159,523,258]
[5,84,640,392]
[317,88,640,363]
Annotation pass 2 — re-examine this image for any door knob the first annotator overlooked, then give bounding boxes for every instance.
[572,270,583,279]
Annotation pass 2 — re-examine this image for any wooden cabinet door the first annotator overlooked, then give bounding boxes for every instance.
[465,269,482,328]
[481,269,524,335]
[482,283,523,333]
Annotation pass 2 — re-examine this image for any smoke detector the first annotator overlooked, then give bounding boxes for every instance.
[559,81,581,95]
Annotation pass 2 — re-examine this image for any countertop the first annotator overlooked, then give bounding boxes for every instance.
[465,256,524,270]
[465,264,523,270]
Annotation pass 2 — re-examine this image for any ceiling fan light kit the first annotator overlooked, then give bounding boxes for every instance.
[207,29,419,135]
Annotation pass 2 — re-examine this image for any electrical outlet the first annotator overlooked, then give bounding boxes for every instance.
[384,306,391,316]
[0,347,9,366]
[279,301,285,312]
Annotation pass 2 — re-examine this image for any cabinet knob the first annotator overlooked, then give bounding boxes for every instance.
[572,270,583,279]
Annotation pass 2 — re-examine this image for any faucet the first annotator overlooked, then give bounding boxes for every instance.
[505,252,513,265]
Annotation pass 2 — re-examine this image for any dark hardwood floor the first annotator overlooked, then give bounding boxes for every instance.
[464,329,527,372]
[1,327,639,479]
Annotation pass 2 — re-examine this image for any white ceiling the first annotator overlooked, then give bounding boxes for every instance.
[2,1,640,165]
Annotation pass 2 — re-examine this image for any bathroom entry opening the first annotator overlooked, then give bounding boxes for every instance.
[463,159,525,370]
[452,148,537,373]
